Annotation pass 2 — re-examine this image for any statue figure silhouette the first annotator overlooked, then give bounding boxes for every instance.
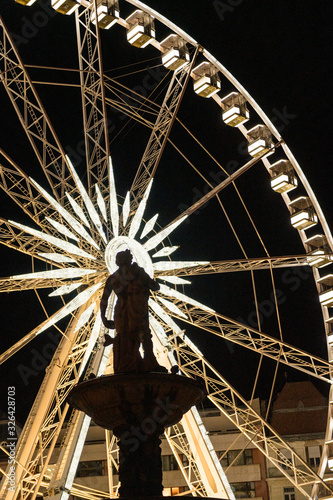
[100,250,165,373]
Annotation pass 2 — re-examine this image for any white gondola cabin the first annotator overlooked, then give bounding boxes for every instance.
[220,92,249,127]
[305,235,333,268]
[160,35,190,72]
[317,275,333,308]
[269,160,298,194]
[126,10,155,48]
[247,125,274,158]
[91,0,119,30]
[192,62,221,98]
[289,196,318,230]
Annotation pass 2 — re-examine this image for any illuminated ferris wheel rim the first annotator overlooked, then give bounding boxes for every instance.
[1,1,333,499]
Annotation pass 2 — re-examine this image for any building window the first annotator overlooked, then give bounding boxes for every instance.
[306,445,321,467]
[181,453,189,468]
[219,449,253,467]
[284,487,295,500]
[162,454,179,471]
[231,482,256,498]
[76,460,106,477]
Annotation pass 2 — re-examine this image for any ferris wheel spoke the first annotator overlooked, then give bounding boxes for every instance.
[66,156,107,245]
[149,315,230,498]
[0,18,75,203]
[0,277,79,294]
[5,218,97,262]
[0,267,99,294]
[0,153,102,254]
[0,217,63,258]
[168,334,333,498]
[30,176,101,251]
[164,141,282,232]
[130,47,200,212]
[104,80,157,128]
[0,150,56,231]
[0,215,106,274]
[75,6,110,199]
[0,282,102,366]
[156,254,320,277]
[151,296,333,383]
[143,214,189,252]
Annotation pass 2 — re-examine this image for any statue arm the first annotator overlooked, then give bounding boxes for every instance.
[100,277,115,329]
[149,278,160,291]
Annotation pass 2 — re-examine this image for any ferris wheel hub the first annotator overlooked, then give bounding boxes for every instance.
[105,235,154,277]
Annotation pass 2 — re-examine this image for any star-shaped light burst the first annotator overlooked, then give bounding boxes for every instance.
[7,155,214,346]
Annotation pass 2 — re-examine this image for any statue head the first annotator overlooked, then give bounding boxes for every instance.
[116,249,133,267]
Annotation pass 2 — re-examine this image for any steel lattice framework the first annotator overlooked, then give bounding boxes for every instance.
[0,1,333,500]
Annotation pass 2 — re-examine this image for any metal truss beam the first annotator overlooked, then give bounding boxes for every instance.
[156,255,321,276]
[151,320,232,498]
[0,17,74,204]
[103,78,157,129]
[0,277,77,293]
[129,47,200,212]
[0,217,60,256]
[0,218,102,271]
[153,296,333,384]
[105,430,119,496]
[0,286,103,366]
[165,422,208,496]
[0,150,103,257]
[75,2,110,201]
[0,150,55,230]
[44,299,115,500]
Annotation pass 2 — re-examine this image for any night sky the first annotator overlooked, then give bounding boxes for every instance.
[0,0,332,424]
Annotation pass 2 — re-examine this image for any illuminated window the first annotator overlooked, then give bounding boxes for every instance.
[160,35,190,72]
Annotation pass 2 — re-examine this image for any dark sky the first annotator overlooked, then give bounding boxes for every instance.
[0,0,332,422]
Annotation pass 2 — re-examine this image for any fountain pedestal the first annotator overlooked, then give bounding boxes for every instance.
[67,373,207,498]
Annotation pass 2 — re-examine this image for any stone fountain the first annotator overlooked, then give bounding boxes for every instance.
[67,250,207,498]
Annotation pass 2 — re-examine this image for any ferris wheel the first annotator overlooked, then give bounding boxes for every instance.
[0,1,333,499]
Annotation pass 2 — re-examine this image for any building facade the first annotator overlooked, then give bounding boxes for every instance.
[265,381,329,500]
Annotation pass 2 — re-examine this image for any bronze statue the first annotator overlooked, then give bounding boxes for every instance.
[100,249,165,373]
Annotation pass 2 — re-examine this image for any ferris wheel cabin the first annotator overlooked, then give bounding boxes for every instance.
[160,34,190,72]
[126,10,155,48]
[220,91,250,127]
